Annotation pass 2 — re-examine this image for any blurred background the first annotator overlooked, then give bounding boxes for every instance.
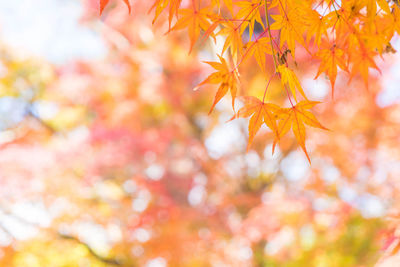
[0,0,400,266]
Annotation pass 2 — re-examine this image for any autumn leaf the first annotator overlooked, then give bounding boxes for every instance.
[314,42,348,95]
[218,21,244,61]
[150,0,182,28]
[305,10,327,47]
[366,0,390,23]
[232,96,280,150]
[273,101,327,163]
[270,7,306,56]
[325,10,351,45]
[172,6,212,53]
[235,0,265,40]
[242,36,272,73]
[363,15,394,55]
[197,55,239,114]
[349,45,380,87]
[277,65,308,101]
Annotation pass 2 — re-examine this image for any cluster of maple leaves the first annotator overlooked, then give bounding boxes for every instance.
[100,0,400,162]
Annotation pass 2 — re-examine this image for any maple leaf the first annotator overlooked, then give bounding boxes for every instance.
[314,42,348,95]
[232,96,280,150]
[366,0,391,23]
[362,15,394,55]
[172,6,212,53]
[349,45,380,87]
[305,10,327,47]
[277,65,308,101]
[273,101,327,163]
[325,10,352,45]
[270,7,306,56]
[100,0,131,15]
[218,21,244,61]
[150,0,182,29]
[242,36,272,73]
[198,55,239,114]
[235,0,265,40]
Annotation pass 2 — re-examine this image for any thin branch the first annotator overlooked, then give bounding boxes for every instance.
[59,233,123,266]
[264,0,278,70]
[27,106,57,134]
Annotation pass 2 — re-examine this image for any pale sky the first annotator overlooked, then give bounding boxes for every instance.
[0,0,106,64]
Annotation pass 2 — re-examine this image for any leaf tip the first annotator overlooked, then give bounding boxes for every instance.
[300,145,311,165]
[208,105,216,115]
[272,140,277,155]
[227,114,236,122]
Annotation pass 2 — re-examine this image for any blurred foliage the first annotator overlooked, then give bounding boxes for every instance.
[254,215,382,267]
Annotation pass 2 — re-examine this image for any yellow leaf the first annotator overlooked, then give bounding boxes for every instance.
[233,96,280,150]
[198,55,239,114]
[270,8,305,56]
[242,37,272,73]
[273,101,327,163]
[218,21,243,61]
[277,65,308,101]
[235,0,265,40]
[314,41,348,95]
[172,7,211,53]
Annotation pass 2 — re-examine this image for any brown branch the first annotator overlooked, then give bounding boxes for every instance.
[58,233,123,266]
[27,106,57,134]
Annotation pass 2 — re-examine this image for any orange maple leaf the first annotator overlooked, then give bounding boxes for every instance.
[314,42,348,95]
[232,96,280,150]
[242,37,272,73]
[349,45,380,87]
[235,0,265,41]
[270,8,306,56]
[150,0,182,29]
[218,21,244,61]
[366,0,391,23]
[277,65,308,102]
[172,6,212,53]
[273,101,327,163]
[198,55,239,114]
[305,10,327,47]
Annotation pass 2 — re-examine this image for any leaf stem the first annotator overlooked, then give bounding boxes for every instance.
[263,72,276,102]
[264,0,278,70]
